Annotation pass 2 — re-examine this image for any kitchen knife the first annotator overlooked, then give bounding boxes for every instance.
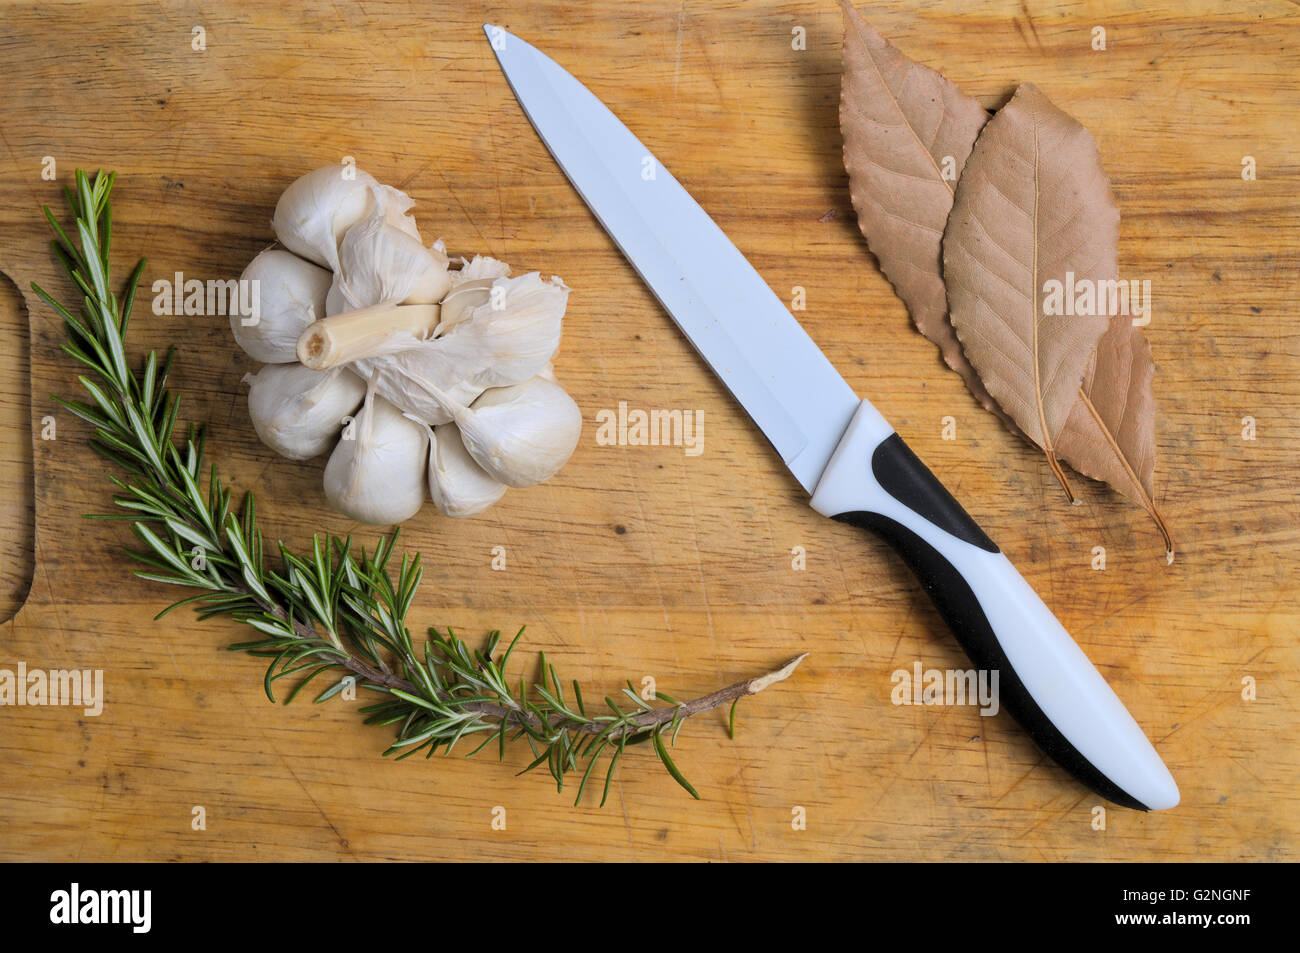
[483,24,1179,811]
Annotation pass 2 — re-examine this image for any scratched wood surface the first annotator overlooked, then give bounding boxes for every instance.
[0,0,1296,861]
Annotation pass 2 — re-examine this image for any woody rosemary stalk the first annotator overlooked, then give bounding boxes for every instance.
[30,169,806,805]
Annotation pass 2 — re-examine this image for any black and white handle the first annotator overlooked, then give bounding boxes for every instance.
[810,400,1179,811]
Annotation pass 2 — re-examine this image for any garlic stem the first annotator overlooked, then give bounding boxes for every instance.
[297,302,440,370]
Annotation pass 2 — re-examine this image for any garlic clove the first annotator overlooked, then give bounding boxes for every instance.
[323,388,429,525]
[421,421,508,518]
[232,249,332,364]
[324,281,348,319]
[272,166,419,273]
[325,188,452,315]
[451,376,582,488]
[272,166,378,271]
[404,241,453,305]
[245,362,366,460]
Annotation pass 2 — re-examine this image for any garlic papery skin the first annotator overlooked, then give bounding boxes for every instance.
[370,183,423,242]
[323,389,428,525]
[422,422,508,518]
[231,249,332,364]
[435,278,494,335]
[354,271,568,425]
[445,272,568,388]
[450,376,582,488]
[325,196,451,315]
[450,254,510,285]
[245,363,366,460]
[273,167,420,273]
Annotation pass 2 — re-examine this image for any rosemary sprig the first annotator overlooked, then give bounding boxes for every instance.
[32,169,806,805]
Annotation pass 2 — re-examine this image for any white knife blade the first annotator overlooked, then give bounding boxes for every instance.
[482,23,859,492]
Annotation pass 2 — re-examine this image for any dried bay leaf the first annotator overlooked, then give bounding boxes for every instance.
[1057,316,1174,559]
[942,82,1115,497]
[838,3,1019,432]
[943,82,1171,555]
[838,11,1172,556]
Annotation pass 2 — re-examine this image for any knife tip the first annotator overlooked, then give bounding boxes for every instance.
[483,23,515,52]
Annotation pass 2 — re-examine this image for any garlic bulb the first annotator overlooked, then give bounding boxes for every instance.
[355,271,568,424]
[325,194,451,316]
[232,249,332,363]
[272,166,419,272]
[449,376,582,488]
[235,166,582,524]
[323,388,428,524]
[422,422,507,518]
[245,362,366,460]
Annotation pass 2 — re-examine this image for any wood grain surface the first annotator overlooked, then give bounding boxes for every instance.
[0,0,1296,861]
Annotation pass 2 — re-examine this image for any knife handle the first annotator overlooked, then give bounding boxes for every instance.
[809,400,1179,811]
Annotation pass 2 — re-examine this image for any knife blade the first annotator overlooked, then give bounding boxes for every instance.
[483,24,1179,812]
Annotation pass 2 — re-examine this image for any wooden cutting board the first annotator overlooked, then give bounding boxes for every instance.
[0,0,1296,861]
